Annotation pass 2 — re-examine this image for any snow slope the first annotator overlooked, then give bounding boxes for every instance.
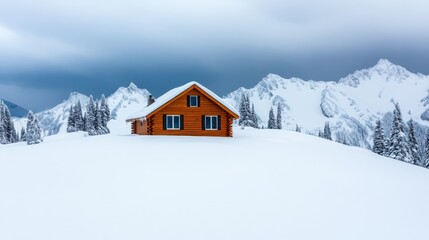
[224,59,429,148]
[1,129,429,240]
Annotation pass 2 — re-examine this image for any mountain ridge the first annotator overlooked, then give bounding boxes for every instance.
[13,59,429,156]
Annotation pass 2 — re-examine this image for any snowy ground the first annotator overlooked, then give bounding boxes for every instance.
[1,128,429,240]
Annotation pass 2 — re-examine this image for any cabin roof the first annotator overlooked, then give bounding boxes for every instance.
[126,81,239,121]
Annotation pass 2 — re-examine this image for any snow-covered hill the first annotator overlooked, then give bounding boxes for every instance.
[1,129,428,240]
[224,59,429,149]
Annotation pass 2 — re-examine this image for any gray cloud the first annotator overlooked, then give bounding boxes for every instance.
[0,0,429,110]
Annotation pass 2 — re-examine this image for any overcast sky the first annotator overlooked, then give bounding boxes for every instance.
[1,0,428,111]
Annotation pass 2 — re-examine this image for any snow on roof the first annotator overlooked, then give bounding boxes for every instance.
[126,81,239,121]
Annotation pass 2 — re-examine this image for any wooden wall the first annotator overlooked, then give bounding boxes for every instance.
[134,119,148,135]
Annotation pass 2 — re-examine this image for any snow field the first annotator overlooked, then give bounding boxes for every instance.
[1,129,429,240]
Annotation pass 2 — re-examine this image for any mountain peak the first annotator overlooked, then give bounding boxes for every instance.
[375,59,393,67]
[128,82,138,91]
[339,59,414,87]
[68,92,87,100]
[371,59,407,72]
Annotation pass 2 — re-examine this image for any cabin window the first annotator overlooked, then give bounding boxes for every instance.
[166,115,180,130]
[204,115,219,130]
[188,95,200,107]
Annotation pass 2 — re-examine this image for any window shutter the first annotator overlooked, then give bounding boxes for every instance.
[202,115,206,130]
[218,115,221,130]
[197,96,200,107]
[163,114,166,130]
[187,95,190,107]
[180,115,184,130]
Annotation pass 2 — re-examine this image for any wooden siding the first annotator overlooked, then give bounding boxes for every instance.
[149,88,231,137]
[134,119,149,135]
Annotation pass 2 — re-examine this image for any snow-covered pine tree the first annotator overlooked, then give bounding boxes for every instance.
[323,122,332,140]
[318,130,324,138]
[238,93,249,126]
[94,101,100,133]
[86,96,96,135]
[251,103,258,128]
[34,118,43,143]
[74,101,84,131]
[26,111,43,145]
[0,102,6,144]
[372,120,386,156]
[238,93,257,128]
[0,101,17,143]
[82,112,87,132]
[387,103,412,163]
[276,104,282,129]
[407,119,420,165]
[295,124,301,132]
[267,108,276,129]
[67,105,76,132]
[424,129,429,169]
[99,94,111,134]
[95,100,110,135]
[20,127,26,142]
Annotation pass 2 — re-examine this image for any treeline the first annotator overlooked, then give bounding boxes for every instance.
[0,101,43,145]
[67,95,110,136]
[372,103,429,167]
[238,93,283,129]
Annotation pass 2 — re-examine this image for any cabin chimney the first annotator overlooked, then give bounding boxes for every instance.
[147,95,155,106]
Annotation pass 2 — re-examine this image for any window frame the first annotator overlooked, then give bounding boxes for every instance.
[204,115,219,130]
[166,115,181,130]
[189,95,199,107]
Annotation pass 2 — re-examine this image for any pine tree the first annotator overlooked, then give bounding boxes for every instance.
[424,129,429,169]
[372,120,386,155]
[324,122,332,140]
[238,93,249,126]
[251,104,258,128]
[86,96,97,135]
[94,101,100,133]
[276,104,282,129]
[238,94,257,128]
[67,105,76,132]
[318,130,324,138]
[74,101,84,131]
[387,103,412,163]
[295,124,301,132]
[82,112,87,132]
[267,108,276,129]
[0,102,6,144]
[26,111,43,145]
[20,127,26,142]
[0,101,17,143]
[407,119,420,165]
[99,94,111,134]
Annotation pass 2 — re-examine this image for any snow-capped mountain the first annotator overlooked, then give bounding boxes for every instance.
[106,82,151,134]
[37,92,89,135]
[17,83,151,136]
[0,98,28,117]
[224,59,429,149]
[15,59,429,153]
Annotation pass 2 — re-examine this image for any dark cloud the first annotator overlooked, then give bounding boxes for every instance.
[0,0,429,111]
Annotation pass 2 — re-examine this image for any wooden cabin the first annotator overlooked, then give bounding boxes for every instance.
[126,81,239,137]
